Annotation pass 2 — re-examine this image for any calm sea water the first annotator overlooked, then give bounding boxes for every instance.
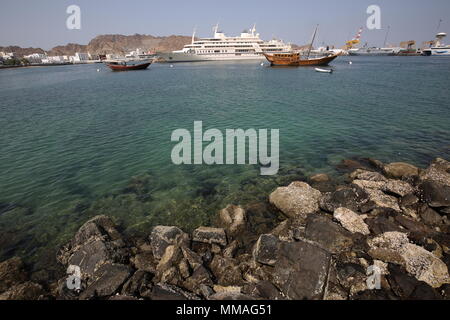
[0,56,449,261]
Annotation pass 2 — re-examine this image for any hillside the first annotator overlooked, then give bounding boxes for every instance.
[1,34,193,57]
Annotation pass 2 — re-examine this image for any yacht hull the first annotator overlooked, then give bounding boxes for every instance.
[157,52,266,62]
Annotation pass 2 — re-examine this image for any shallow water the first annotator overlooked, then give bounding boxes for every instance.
[0,56,449,261]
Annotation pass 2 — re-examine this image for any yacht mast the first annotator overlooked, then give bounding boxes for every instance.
[383,25,390,47]
[307,24,319,59]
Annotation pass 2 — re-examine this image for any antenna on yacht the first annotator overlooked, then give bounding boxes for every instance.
[192,26,196,44]
[213,22,219,35]
[251,23,256,35]
[383,25,390,47]
[436,19,442,32]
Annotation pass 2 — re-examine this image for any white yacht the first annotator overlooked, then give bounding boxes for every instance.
[158,25,292,62]
[423,33,450,56]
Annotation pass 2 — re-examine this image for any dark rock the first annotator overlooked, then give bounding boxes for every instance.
[193,227,227,246]
[79,263,132,299]
[0,257,28,293]
[57,215,129,285]
[182,266,214,295]
[209,255,243,286]
[243,280,284,300]
[272,240,331,300]
[365,215,403,235]
[252,234,280,266]
[121,270,153,297]
[387,265,442,300]
[305,214,354,254]
[394,215,431,235]
[150,226,188,260]
[419,180,450,208]
[319,186,369,213]
[0,281,46,300]
[130,251,156,273]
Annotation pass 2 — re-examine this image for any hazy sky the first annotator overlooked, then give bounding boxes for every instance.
[1,0,449,50]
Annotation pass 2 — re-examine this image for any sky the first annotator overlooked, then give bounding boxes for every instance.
[1,0,449,50]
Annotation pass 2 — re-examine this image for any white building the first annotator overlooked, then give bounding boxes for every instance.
[24,53,47,64]
[71,52,90,63]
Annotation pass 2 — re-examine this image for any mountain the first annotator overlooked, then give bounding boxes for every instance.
[85,34,193,55]
[0,46,45,56]
[1,33,193,57]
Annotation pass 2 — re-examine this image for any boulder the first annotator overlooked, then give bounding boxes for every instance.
[383,162,419,179]
[333,207,370,235]
[57,216,129,284]
[182,266,214,295]
[121,270,153,297]
[272,240,331,299]
[217,205,246,237]
[361,189,401,212]
[387,265,442,300]
[252,234,280,266]
[192,227,227,246]
[269,181,321,219]
[79,263,132,299]
[150,226,188,260]
[319,186,369,213]
[209,255,243,286]
[350,169,387,182]
[419,158,450,186]
[0,257,28,293]
[367,232,450,288]
[310,173,330,183]
[130,251,156,273]
[305,214,354,254]
[154,245,184,285]
[419,180,450,208]
[419,206,443,226]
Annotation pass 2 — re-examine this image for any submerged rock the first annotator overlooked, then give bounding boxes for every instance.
[0,257,28,293]
[217,205,246,237]
[383,162,419,179]
[269,181,321,219]
[367,232,450,288]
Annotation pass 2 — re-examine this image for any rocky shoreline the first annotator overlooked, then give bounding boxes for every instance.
[1,157,449,300]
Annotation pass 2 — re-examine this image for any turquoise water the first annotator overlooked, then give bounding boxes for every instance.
[0,56,449,262]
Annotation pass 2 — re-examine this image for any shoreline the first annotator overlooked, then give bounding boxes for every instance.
[1,156,449,300]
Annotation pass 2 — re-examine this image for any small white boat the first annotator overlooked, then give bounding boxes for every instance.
[315,68,333,73]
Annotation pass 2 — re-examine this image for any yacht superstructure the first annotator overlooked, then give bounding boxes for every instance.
[158,25,292,62]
